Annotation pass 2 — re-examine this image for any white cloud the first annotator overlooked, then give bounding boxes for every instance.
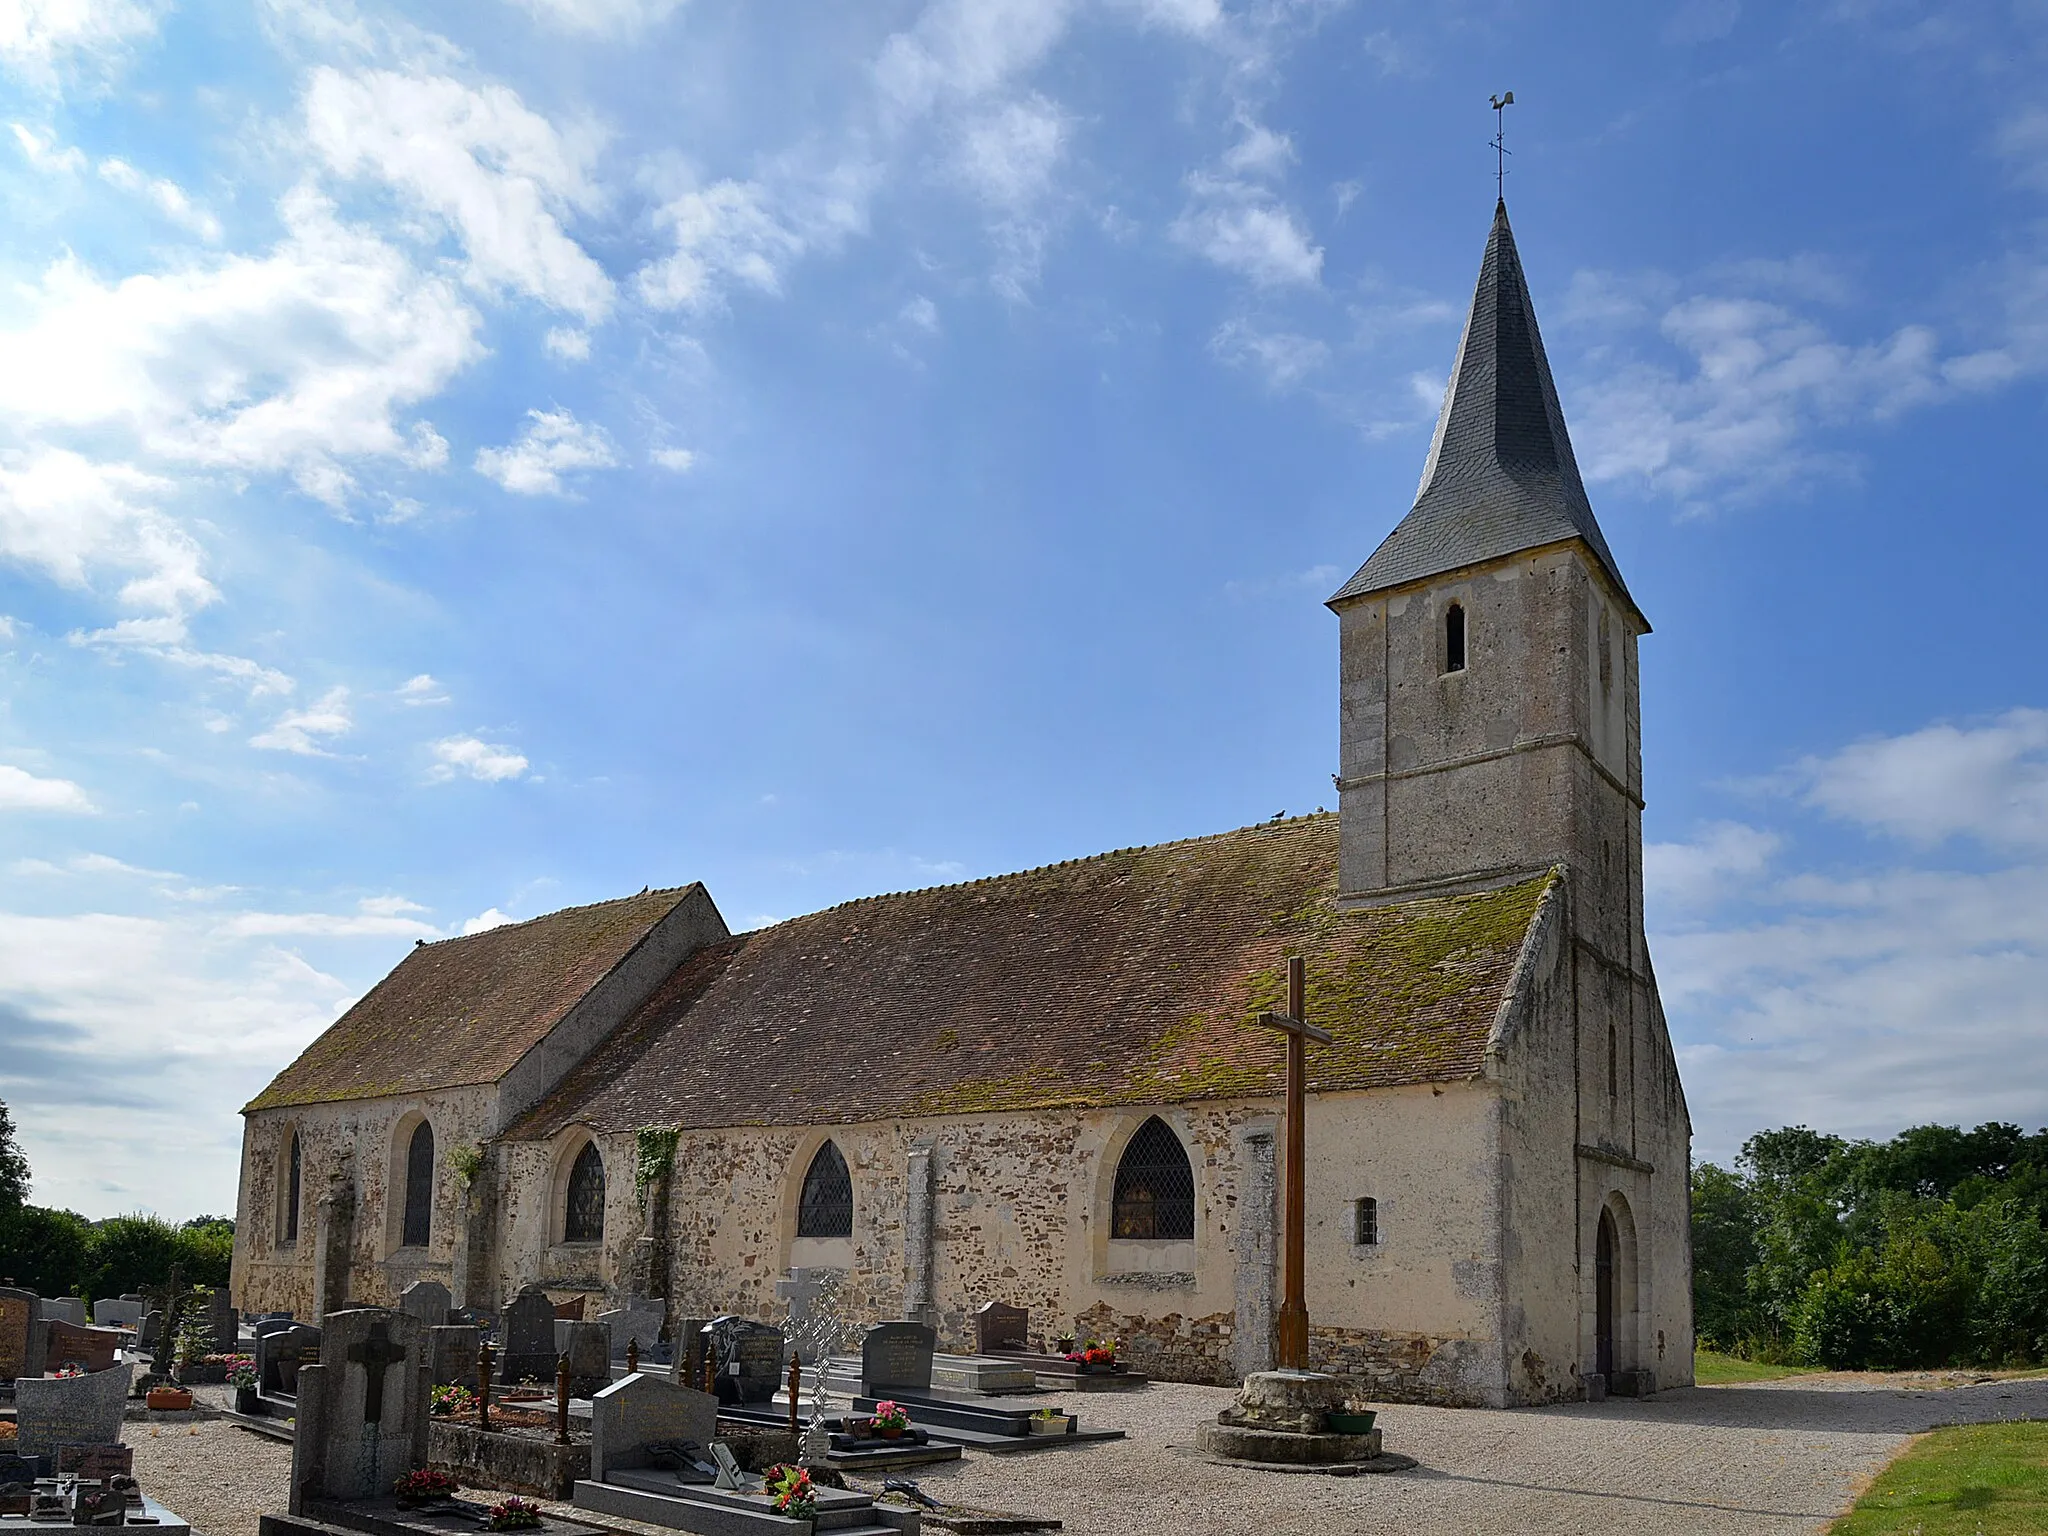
[97,156,222,241]
[0,0,161,91]
[649,446,696,472]
[899,295,939,334]
[507,0,682,35]
[1644,821,1781,913]
[474,407,618,495]
[461,906,516,933]
[222,907,437,937]
[11,120,83,172]
[1171,170,1322,288]
[873,0,1074,120]
[955,94,1066,211]
[357,894,426,916]
[1795,709,2048,850]
[70,853,178,878]
[1210,318,1328,390]
[431,734,529,782]
[0,185,479,505]
[543,326,591,362]
[304,67,613,324]
[0,449,214,624]
[637,179,806,312]
[0,615,16,639]
[249,685,352,755]
[397,673,449,706]
[0,763,94,812]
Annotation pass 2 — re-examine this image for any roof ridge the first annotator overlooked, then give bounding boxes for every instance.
[751,812,1340,929]
[413,882,699,948]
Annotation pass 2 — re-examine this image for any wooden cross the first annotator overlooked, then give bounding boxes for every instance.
[1250,955,1332,1372]
[345,1318,408,1424]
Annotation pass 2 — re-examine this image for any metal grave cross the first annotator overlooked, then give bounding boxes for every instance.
[346,1319,409,1425]
[1249,955,1333,1371]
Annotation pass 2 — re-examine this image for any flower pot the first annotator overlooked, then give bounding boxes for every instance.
[234,1385,260,1415]
[146,1387,193,1412]
[877,1427,904,1440]
[1027,1417,1070,1436]
[1327,1411,1377,1435]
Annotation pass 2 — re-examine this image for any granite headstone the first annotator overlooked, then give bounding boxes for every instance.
[497,1285,557,1386]
[559,1320,610,1395]
[286,1308,428,1513]
[427,1325,480,1387]
[40,1298,87,1328]
[588,1372,719,1482]
[972,1301,1029,1356]
[0,1286,43,1382]
[398,1280,451,1333]
[208,1291,238,1354]
[859,1321,935,1396]
[257,1323,320,1397]
[91,1300,141,1331]
[14,1362,133,1459]
[706,1318,785,1404]
[44,1320,120,1373]
[595,1298,664,1361]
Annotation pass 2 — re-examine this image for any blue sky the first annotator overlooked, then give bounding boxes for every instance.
[2,0,2045,1219]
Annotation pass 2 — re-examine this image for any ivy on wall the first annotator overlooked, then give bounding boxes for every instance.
[635,1126,681,1196]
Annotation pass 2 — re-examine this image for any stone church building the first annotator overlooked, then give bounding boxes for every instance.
[232,203,1693,1407]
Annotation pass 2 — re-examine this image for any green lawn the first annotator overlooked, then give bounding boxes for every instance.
[1832,1422,2048,1534]
[1694,1347,1824,1384]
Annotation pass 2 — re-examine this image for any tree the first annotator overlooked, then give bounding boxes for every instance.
[1691,1162,1757,1350]
[0,1099,29,1214]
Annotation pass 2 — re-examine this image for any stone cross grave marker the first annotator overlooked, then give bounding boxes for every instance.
[91,1299,141,1331]
[972,1301,1028,1356]
[14,1363,133,1460]
[397,1280,451,1334]
[860,1321,935,1396]
[589,1372,719,1482]
[499,1285,557,1386]
[288,1308,427,1511]
[1247,954,1332,1371]
[0,1286,44,1382]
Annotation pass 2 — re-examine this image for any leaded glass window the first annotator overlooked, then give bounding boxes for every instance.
[565,1141,605,1243]
[796,1142,853,1239]
[402,1121,434,1248]
[284,1130,301,1244]
[1112,1116,1195,1240]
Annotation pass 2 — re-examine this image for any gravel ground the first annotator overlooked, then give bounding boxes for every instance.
[124,1374,2048,1536]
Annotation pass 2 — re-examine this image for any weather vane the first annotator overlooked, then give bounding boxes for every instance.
[1490,91,1514,200]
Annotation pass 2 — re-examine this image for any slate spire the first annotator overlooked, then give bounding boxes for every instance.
[1329,201,1640,620]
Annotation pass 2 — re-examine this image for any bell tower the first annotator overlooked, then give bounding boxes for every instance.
[1328,200,1648,974]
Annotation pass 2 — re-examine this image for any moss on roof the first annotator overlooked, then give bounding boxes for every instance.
[505,815,1552,1138]
[243,886,702,1113]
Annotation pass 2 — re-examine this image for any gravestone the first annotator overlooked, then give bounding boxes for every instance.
[972,1301,1029,1356]
[497,1285,556,1386]
[860,1321,935,1396]
[137,1311,163,1353]
[588,1372,719,1482]
[286,1308,428,1513]
[0,1286,44,1382]
[0,1453,46,1486]
[560,1320,610,1395]
[252,1316,296,1341]
[427,1325,479,1387]
[397,1280,451,1333]
[56,1445,133,1480]
[595,1298,664,1361]
[40,1298,87,1328]
[257,1323,321,1397]
[14,1362,132,1459]
[44,1320,119,1373]
[91,1300,141,1331]
[705,1318,785,1404]
[554,1296,585,1322]
[208,1291,238,1354]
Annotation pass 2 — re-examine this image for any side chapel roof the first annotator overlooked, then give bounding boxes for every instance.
[1328,201,1642,623]
[244,886,705,1112]
[506,815,1553,1138]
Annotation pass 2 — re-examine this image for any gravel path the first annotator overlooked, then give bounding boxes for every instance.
[124,1374,2048,1536]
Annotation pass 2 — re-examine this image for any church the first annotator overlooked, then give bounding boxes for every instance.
[230,202,1694,1408]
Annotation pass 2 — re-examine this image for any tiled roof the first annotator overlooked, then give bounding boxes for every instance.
[244,887,705,1112]
[1329,201,1641,621]
[507,816,1552,1138]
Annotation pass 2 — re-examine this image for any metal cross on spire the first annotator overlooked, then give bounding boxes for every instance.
[1249,955,1333,1370]
[1489,91,1515,200]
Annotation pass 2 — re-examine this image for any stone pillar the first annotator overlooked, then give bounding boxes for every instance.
[1232,1124,1278,1381]
[902,1146,938,1330]
[311,1178,356,1321]
[451,1148,501,1316]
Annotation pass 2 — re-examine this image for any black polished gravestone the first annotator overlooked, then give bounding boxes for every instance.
[702,1318,784,1404]
[258,1324,321,1399]
[859,1321,935,1396]
[971,1301,1029,1356]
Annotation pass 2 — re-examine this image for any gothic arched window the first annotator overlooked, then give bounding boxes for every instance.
[565,1141,606,1244]
[796,1142,853,1239]
[1444,603,1467,673]
[283,1129,301,1244]
[1111,1117,1195,1240]
[402,1121,434,1248]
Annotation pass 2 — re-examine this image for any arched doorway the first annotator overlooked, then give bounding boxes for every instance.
[1595,1208,1617,1381]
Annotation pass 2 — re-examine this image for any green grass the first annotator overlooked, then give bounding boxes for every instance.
[1694,1347,1824,1384]
[1832,1421,2048,1534]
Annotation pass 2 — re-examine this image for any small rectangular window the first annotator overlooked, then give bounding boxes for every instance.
[1444,604,1467,673]
[1354,1196,1379,1246]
